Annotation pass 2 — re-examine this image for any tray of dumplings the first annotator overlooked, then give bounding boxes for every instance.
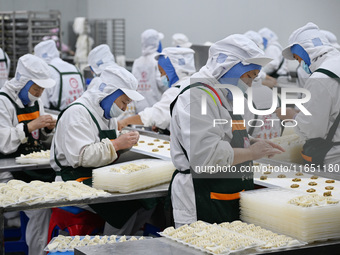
[0,180,111,208]
[44,234,151,253]
[15,150,50,165]
[130,135,171,160]
[159,220,305,255]
[92,159,175,193]
[253,163,340,199]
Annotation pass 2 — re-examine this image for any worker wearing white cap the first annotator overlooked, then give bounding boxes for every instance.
[172,33,192,48]
[277,22,340,167]
[0,54,57,255]
[244,30,277,88]
[51,67,154,233]
[259,27,288,78]
[34,40,85,111]
[87,44,136,121]
[87,44,119,90]
[118,47,196,132]
[296,29,340,90]
[0,47,10,88]
[169,34,284,227]
[132,29,167,113]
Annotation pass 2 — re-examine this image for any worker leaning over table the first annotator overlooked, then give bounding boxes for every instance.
[276,22,340,168]
[118,47,196,133]
[169,34,285,227]
[0,54,57,255]
[50,66,156,234]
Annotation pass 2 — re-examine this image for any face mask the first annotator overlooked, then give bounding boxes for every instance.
[301,60,311,74]
[161,75,169,88]
[28,92,39,103]
[110,103,124,118]
[237,79,249,94]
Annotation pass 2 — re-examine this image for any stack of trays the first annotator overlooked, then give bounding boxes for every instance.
[92,159,175,193]
[240,188,340,242]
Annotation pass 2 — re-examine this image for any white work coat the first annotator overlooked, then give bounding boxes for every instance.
[41,58,84,111]
[0,48,10,88]
[170,67,237,225]
[294,48,340,166]
[132,53,167,113]
[262,41,288,76]
[51,87,118,171]
[139,80,185,130]
[0,82,51,155]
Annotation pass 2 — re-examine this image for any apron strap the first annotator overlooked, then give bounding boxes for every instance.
[49,64,84,110]
[0,52,8,69]
[314,68,340,142]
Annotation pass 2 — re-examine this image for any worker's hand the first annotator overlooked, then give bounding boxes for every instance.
[248,139,285,160]
[275,107,299,120]
[117,119,128,131]
[151,125,159,132]
[111,131,139,151]
[262,75,278,88]
[27,115,56,132]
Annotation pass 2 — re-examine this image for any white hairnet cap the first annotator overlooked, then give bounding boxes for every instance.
[282,22,330,60]
[141,29,163,56]
[155,47,196,79]
[15,54,56,88]
[100,66,144,101]
[320,30,340,49]
[258,27,278,42]
[244,30,264,49]
[172,33,192,48]
[34,39,60,64]
[207,34,272,80]
[88,44,117,75]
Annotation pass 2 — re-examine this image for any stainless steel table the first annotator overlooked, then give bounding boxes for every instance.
[0,158,51,173]
[74,237,340,255]
[0,183,169,255]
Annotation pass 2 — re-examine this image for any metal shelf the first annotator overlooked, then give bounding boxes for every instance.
[0,10,61,77]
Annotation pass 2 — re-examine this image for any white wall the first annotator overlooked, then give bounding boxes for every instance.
[87,0,340,59]
[1,0,340,59]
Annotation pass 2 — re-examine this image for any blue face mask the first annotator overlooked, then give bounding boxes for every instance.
[301,60,311,74]
[161,75,169,88]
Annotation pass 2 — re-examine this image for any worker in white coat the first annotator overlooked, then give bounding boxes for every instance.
[87,44,136,120]
[51,67,155,234]
[118,47,196,133]
[34,40,84,111]
[244,30,277,88]
[172,33,192,48]
[0,47,10,88]
[277,22,340,168]
[132,29,167,113]
[0,54,57,255]
[87,44,118,90]
[169,34,284,227]
[296,29,340,91]
[259,27,288,78]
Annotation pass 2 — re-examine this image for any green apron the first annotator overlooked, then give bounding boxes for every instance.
[48,64,84,111]
[0,92,56,182]
[169,83,254,224]
[54,103,153,228]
